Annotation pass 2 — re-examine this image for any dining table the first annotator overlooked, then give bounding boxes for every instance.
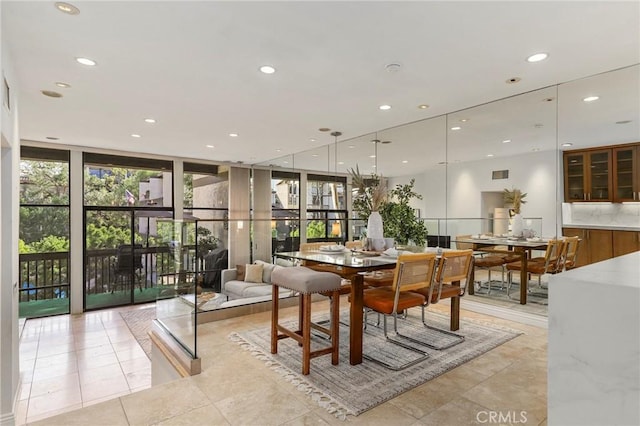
[274,249,398,365]
[452,236,549,304]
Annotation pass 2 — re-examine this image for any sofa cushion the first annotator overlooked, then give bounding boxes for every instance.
[245,264,263,283]
[254,260,278,283]
[236,264,246,281]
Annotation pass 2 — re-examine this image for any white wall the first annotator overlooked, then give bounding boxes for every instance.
[446,150,559,238]
[0,17,21,423]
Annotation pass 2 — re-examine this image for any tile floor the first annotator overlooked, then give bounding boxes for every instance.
[23,298,548,426]
[17,304,152,425]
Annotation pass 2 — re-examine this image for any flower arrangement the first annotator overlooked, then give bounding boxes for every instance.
[349,165,388,218]
[503,187,527,214]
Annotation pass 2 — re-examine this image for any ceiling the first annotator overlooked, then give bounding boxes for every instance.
[3,1,639,175]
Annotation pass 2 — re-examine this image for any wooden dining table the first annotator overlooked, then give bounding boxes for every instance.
[274,250,397,365]
[452,236,549,304]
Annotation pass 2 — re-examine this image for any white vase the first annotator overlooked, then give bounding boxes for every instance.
[367,211,384,240]
[511,213,524,237]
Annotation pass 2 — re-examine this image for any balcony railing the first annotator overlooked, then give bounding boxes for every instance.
[19,245,205,303]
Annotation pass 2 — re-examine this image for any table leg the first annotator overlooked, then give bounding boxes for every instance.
[350,273,364,365]
[468,265,475,295]
[450,296,460,331]
[519,250,528,305]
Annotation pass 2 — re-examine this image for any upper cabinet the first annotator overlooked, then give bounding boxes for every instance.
[564,148,613,202]
[564,143,640,202]
[613,145,640,202]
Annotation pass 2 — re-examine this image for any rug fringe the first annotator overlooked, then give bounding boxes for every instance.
[229,332,354,421]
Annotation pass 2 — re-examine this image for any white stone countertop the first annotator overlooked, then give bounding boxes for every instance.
[562,223,640,231]
[552,251,639,288]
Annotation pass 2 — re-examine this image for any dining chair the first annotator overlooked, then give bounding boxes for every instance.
[561,236,581,271]
[411,249,473,350]
[506,238,564,297]
[361,253,438,370]
[456,235,506,294]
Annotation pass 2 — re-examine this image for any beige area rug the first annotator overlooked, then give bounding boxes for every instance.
[120,307,156,359]
[230,310,521,419]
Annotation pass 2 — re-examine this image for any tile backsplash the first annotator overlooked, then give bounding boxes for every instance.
[562,203,640,228]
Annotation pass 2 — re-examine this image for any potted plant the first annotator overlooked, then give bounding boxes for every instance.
[503,187,527,236]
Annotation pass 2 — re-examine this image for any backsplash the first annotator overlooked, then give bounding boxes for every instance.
[562,203,640,228]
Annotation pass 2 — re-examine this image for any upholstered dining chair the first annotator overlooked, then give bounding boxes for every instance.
[411,249,473,350]
[361,253,439,370]
[506,238,564,297]
[456,235,506,294]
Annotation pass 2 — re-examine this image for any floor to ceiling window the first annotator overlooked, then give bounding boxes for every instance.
[83,153,174,310]
[306,174,347,243]
[271,170,300,253]
[18,147,70,318]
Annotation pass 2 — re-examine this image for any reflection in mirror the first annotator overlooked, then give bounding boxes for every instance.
[558,64,640,149]
[335,132,377,175]
[445,86,559,239]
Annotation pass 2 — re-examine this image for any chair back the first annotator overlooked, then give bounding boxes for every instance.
[455,235,474,250]
[345,240,363,250]
[299,242,326,252]
[115,244,143,273]
[541,239,564,273]
[437,249,473,284]
[561,236,581,270]
[391,253,438,294]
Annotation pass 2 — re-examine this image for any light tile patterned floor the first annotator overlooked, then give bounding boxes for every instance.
[23,299,548,426]
[17,305,152,425]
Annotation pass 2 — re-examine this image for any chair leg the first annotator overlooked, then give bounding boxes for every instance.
[302,293,311,375]
[417,305,465,350]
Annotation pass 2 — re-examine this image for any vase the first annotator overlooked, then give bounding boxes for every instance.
[367,211,384,240]
[511,213,524,237]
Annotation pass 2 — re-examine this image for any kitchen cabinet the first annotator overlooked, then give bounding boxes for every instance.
[613,145,640,202]
[564,149,612,202]
[613,230,640,257]
[562,228,613,267]
[564,142,640,202]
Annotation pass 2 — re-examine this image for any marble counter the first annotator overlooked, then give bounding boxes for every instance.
[548,252,640,426]
[562,223,640,231]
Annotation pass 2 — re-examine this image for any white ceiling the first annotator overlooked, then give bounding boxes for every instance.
[3,1,639,176]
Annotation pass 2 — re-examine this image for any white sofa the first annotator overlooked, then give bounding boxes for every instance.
[221,260,294,300]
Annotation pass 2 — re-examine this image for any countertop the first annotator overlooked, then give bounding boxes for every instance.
[562,223,640,232]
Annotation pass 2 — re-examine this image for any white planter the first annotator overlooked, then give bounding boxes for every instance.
[367,211,384,240]
[511,213,524,237]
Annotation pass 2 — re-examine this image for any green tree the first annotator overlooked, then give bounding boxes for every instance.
[379,179,427,246]
[306,220,326,238]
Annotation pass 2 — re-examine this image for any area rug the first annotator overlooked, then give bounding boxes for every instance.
[229,310,521,419]
[120,307,156,359]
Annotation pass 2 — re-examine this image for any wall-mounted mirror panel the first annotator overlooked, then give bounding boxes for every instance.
[558,64,640,149]
[445,86,559,239]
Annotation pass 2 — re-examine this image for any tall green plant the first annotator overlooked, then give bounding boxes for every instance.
[379,179,427,246]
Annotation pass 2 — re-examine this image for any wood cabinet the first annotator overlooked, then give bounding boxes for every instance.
[564,149,612,202]
[613,230,640,257]
[563,228,640,267]
[563,228,613,266]
[613,145,640,202]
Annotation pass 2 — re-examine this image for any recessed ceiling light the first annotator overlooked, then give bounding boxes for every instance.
[259,65,276,74]
[527,52,548,62]
[312,154,319,157]
[502,139,511,144]
[46,136,59,140]
[583,96,599,102]
[506,77,521,84]
[55,82,71,88]
[144,118,156,124]
[276,149,281,152]
[402,160,408,164]
[206,144,214,148]
[385,63,401,73]
[309,138,316,142]
[459,118,469,122]
[131,134,141,138]
[418,104,429,109]
[318,128,331,132]
[381,140,391,144]
[372,165,377,168]
[561,143,573,147]
[283,160,289,164]
[487,154,494,157]
[616,120,632,124]
[532,148,540,152]
[543,97,555,102]
[41,90,63,98]
[55,2,79,15]
[76,57,96,66]
[450,126,461,131]
[379,104,391,111]
[229,133,239,137]
[438,161,448,165]
[348,145,355,149]
[369,155,376,158]
[338,161,344,165]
